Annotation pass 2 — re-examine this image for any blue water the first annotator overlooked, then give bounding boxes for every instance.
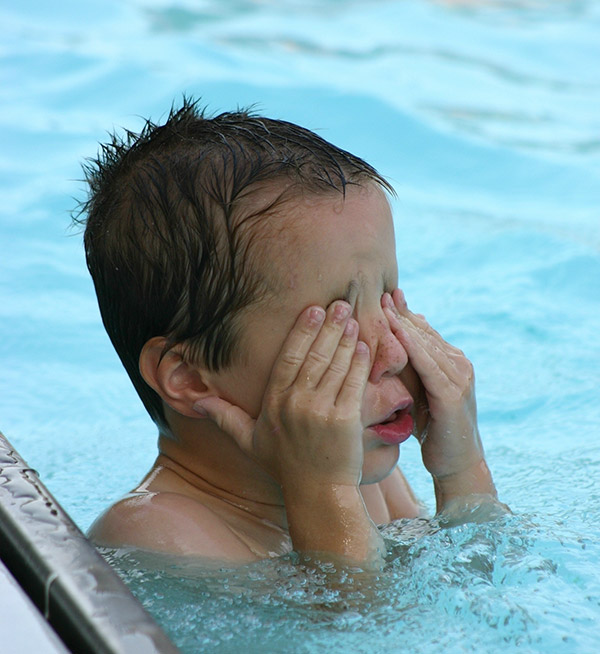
[1,1,599,652]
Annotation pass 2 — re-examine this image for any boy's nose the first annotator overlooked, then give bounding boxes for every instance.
[367,321,409,384]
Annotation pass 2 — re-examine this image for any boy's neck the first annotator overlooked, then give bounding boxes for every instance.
[149,417,289,530]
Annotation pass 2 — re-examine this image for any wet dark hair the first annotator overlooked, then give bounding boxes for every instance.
[75,97,394,431]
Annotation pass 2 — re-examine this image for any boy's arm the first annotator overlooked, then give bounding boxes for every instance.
[195,302,385,568]
[382,290,507,517]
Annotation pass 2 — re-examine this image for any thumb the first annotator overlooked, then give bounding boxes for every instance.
[193,396,255,455]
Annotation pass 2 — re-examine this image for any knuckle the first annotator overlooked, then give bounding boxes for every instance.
[331,412,359,430]
[449,351,474,377]
[459,358,474,381]
[279,351,305,368]
[343,372,366,391]
[286,391,315,413]
[447,376,474,404]
[218,406,238,433]
[305,349,331,368]
[285,392,306,414]
[328,360,350,376]
[287,392,331,422]
[344,380,364,394]
[466,366,474,383]
[316,408,334,424]
[263,393,282,415]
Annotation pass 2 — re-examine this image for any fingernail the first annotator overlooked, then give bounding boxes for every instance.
[193,402,208,417]
[356,341,369,355]
[333,302,351,322]
[308,307,326,325]
[382,292,393,308]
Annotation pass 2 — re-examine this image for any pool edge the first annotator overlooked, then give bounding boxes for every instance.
[0,430,179,654]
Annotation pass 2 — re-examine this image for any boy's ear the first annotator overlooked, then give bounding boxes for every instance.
[139,337,216,419]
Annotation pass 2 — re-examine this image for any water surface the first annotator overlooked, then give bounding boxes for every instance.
[1,1,599,652]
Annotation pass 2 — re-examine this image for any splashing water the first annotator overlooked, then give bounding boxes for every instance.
[1,1,599,652]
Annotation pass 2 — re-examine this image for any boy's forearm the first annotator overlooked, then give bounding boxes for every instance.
[432,457,506,515]
[283,483,385,568]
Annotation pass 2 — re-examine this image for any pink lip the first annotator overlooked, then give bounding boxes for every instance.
[368,403,414,445]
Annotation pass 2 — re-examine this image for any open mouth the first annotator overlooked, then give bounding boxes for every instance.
[369,406,414,445]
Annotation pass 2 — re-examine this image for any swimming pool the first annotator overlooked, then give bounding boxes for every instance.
[1,0,599,652]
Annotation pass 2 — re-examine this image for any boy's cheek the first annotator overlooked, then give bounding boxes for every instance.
[208,361,269,419]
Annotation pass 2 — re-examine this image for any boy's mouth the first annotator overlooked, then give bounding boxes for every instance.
[368,404,414,445]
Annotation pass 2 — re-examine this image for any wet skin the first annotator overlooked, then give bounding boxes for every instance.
[89,182,500,564]
[190,183,499,560]
[198,183,422,488]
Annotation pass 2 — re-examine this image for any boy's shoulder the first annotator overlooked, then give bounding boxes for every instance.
[87,491,259,561]
[87,467,421,561]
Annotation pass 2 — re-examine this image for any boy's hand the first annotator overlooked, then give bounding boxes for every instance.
[194,301,370,489]
[194,301,384,564]
[382,289,498,507]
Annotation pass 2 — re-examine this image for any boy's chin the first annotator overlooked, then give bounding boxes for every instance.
[360,444,400,485]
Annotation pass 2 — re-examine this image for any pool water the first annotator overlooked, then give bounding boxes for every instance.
[1,1,599,652]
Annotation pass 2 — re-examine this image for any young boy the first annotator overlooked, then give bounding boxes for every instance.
[80,99,502,566]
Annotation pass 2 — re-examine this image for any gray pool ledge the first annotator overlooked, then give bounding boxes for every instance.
[0,430,180,654]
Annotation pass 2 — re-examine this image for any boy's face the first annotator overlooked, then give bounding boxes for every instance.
[211,183,420,484]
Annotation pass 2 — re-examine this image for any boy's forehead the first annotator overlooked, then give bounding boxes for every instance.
[250,183,395,292]
[277,183,392,248]
[250,191,335,271]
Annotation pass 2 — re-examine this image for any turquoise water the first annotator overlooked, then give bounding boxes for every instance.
[1,1,599,652]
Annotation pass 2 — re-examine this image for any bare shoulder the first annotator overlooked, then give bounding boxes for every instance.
[87,492,258,562]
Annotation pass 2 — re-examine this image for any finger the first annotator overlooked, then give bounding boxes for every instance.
[393,329,449,401]
[383,297,464,377]
[193,396,255,455]
[405,313,464,357]
[266,305,326,393]
[384,290,440,342]
[392,288,408,314]
[335,340,371,409]
[400,314,468,382]
[296,301,352,389]
[381,295,455,383]
[316,317,359,396]
[393,324,465,402]
[390,289,464,357]
[382,288,409,317]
